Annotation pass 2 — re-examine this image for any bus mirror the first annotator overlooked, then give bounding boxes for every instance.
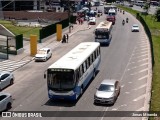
[44,74,46,79]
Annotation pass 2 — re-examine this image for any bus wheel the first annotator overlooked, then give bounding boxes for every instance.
[93,69,96,78]
[80,88,83,95]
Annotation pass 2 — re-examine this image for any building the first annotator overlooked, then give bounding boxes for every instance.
[0,0,83,12]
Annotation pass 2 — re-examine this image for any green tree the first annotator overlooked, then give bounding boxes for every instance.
[155,8,160,21]
[143,3,150,14]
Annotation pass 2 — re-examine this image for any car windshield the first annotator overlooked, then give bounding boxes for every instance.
[37,50,46,54]
[133,25,138,27]
[98,84,114,92]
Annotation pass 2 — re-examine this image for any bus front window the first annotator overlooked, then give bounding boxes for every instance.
[95,31,109,39]
[47,70,75,91]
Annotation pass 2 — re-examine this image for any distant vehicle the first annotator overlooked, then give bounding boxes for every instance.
[97,10,103,16]
[35,48,52,62]
[135,1,145,7]
[95,21,112,45]
[77,9,86,17]
[108,9,116,16]
[129,4,133,7]
[104,5,111,14]
[100,3,104,6]
[0,71,14,91]
[0,92,13,112]
[89,17,96,25]
[106,15,116,25]
[150,1,159,6]
[131,24,140,32]
[94,79,120,105]
[44,42,101,101]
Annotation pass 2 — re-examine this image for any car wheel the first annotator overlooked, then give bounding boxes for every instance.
[93,69,96,78]
[10,79,14,85]
[6,102,12,110]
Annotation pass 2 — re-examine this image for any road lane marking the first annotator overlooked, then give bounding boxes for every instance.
[132,54,148,59]
[132,51,148,55]
[138,75,148,81]
[128,82,132,84]
[139,48,149,51]
[133,84,147,91]
[130,68,148,75]
[133,94,145,102]
[127,63,148,71]
[129,58,148,64]
[136,107,144,111]
[100,107,109,120]
[125,92,130,94]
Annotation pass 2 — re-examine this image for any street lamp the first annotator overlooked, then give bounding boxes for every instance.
[68,0,71,33]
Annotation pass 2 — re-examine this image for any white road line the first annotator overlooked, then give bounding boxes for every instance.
[133,94,145,102]
[130,68,148,75]
[127,63,148,71]
[137,58,148,62]
[136,107,144,111]
[138,75,148,81]
[125,92,130,94]
[128,82,132,84]
[129,58,148,64]
[100,107,109,120]
[139,48,149,51]
[120,47,136,81]
[133,51,148,55]
[133,84,147,91]
[132,54,148,59]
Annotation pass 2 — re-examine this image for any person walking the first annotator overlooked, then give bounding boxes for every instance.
[62,34,66,43]
[65,34,69,43]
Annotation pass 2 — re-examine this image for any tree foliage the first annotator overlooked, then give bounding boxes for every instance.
[155,8,160,21]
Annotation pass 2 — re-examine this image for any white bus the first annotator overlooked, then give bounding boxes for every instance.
[44,42,101,101]
[95,21,112,45]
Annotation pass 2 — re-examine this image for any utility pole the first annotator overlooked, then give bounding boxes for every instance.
[68,0,71,33]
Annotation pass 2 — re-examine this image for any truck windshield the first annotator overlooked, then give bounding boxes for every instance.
[47,69,76,91]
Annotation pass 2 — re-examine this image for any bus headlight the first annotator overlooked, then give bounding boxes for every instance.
[69,91,74,96]
[49,90,54,96]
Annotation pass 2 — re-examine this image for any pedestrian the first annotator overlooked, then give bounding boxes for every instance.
[65,34,69,43]
[62,34,66,43]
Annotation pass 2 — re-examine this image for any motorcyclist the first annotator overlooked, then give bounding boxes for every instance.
[126,18,129,23]
[123,11,125,14]
[122,20,125,25]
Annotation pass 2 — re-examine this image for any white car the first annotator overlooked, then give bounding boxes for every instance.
[35,48,52,62]
[0,71,14,91]
[131,24,140,32]
[0,92,13,112]
[89,17,96,25]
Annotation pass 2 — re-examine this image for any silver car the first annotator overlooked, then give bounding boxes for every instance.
[0,71,14,91]
[94,79,120,105]
[131,24,139,32]
[35,48,52,62]
[0,92,13,112]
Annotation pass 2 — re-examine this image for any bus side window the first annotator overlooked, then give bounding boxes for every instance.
[94,50,97,59]
[83,62,86,73]
[80,65,83,77]
[92,53,95,62]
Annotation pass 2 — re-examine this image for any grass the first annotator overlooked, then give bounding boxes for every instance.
[118,5,160,120]
[0,20,41,39]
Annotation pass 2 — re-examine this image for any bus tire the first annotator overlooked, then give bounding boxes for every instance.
[93,69,96,78]
[80,87,83,95]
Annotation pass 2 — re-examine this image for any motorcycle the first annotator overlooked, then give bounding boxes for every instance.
[126,18,129,23]
[122,20,125,25]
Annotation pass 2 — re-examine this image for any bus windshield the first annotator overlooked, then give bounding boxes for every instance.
[95,30,109,39]
[47,69,75,91]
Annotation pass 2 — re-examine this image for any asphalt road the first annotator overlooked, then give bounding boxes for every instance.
[1,6,151,120]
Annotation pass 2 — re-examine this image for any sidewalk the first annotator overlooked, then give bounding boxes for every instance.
[9,21,91,61]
